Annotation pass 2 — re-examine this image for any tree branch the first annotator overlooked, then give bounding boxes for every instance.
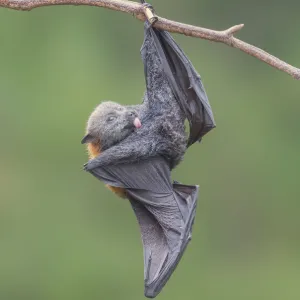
[0,0,299,80]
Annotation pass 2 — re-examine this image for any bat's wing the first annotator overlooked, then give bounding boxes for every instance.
[88,156,199,298]
[142,23,216,146]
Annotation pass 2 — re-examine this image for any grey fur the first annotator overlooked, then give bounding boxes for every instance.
[82,101,139,151]
[84,30,187,170]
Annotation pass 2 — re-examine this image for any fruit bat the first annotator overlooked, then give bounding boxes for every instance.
[83,16,215,298]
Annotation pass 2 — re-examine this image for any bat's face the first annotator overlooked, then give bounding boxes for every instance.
[81,101,141,151]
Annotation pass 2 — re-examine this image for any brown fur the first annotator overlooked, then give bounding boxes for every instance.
[87,142,127,198]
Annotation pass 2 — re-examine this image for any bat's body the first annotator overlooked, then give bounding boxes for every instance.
[82,23,215,298]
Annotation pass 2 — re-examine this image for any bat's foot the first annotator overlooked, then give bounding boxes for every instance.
[141,2,158,25]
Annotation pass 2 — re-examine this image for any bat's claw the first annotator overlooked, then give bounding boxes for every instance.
[141,2,158,25]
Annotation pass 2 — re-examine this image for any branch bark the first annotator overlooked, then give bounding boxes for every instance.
[0,0,299,80]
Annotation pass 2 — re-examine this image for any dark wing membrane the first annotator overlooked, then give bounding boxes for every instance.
[87,157,198,298]
[145,25,216,146]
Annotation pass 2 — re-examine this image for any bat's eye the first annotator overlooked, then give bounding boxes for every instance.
[107,116,116,122]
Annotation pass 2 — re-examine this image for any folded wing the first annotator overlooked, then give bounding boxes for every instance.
[88,157,198,298]
[142,24,216,146]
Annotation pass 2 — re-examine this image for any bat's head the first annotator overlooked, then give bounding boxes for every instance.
[81,101,141,151]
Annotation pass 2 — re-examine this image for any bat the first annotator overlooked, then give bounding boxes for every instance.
[82,20,215,298]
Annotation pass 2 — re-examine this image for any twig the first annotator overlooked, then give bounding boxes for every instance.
[0,0,299,79]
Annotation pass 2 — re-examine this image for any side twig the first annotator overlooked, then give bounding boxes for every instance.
[0,0,299,79]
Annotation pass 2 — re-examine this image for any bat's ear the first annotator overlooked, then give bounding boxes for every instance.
[81,134,95,144]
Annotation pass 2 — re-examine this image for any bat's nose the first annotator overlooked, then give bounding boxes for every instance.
[128,110,138,117]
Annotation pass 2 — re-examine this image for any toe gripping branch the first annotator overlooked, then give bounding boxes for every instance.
[140,1,158,25]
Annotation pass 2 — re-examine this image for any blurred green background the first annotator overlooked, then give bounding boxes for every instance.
[0,0,299,299]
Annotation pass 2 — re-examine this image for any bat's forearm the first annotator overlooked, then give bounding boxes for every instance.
[84,141,154,170]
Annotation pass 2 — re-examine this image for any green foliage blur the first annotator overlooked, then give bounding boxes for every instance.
[0,1,299,299]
